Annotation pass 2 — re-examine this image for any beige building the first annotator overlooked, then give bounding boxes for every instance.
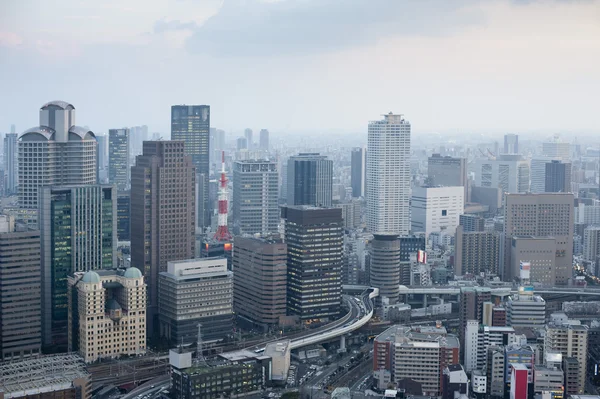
[510,236,556,285]
[68,268,146,363]
[503,193,574,284]
[544,322,588,394]
[454,225,500,276]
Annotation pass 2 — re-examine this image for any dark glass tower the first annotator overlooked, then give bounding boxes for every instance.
[108,128,130,191]
[351,147,365,198]
[287,153,333,207]
[171,105,210,229]
[545,160,571,193]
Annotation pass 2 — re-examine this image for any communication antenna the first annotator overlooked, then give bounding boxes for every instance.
[196,323,207,366]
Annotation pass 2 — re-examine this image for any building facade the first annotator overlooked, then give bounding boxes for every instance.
[117,191,130,241]
[233,237,287,329]
[232,160,279,235]
[39,185,117,352]
[454,225,500,276]
[0,215,41,360]
[367,113,411,235]
[504,134,519,154]
[68,268,146,363]
[475,154,530,194]
[287,153,333,207]
[427,154,468,203]
[506,293,546,329]
[282,206,342,322]
[259,129,269,151]
[544,322,588,394]
[171,105,210,228]
[510,237,557,285]
[369,233,401,304]
[3,132,18,194]
[351,147,366,198]
[545,160,571,193]
[158,258,233,345]
[108,128,130,191]
[410,186,464,239]
[131,141,196,335]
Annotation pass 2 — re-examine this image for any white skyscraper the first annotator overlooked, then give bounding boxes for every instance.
[542,135,570,160]
[367,113,411,235]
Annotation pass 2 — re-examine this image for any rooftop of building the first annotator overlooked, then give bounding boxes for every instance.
[0,354,89,398]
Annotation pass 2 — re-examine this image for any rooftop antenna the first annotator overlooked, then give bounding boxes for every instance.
[196,323,207,366]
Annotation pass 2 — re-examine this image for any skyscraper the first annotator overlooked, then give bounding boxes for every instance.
[131,141,195,333]
[350,147,366,198]
[503,134,519,154]
[454,225,500,276]
[545,160,571,193]
[171,105,210,229]
[369,233,401,304]
[244,128,253,149]
[427,154,468,203]
[3,133,18,194]
[18,101,97,221]
[475,154,530,194]
[367,113,411,235]
[287,153,333,207]
[108,128,130,191]
[530,157,555,193]
[282,206,342,322]
[503,193,574,284]
[232,160,279,235]
[410,186,464,238]
[39,184,117,352]
[117,191,130,241]
[96,134,108,171]
[0,215,41,360]
[542,135,570,160]
[259,129,269,151]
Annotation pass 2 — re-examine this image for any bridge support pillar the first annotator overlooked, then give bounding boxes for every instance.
[423,294,428,308]
[340,335,346,353]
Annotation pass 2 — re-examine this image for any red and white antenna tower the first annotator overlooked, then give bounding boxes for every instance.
[214,151,232,241]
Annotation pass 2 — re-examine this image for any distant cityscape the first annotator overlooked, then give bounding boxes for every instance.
[1,100,600,399]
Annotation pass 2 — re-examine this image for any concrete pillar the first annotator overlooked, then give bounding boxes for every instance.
[340,335,346,352]
[423,294,428,308]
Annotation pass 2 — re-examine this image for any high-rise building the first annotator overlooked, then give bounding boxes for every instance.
[503,193,574,284]
[542,135,570,160]
[487,345,506,397]
[39,185,117,352]
[259,129,269,151]
[459,214,484,232]
[370,233,401,304]
[336,199,362,230]
[399,235,426,286]
[427,154,468,203]
[583,226,600,263]
[158,258,233,345]
[244,128,253,149]
[3,133,18,194]
[233,236,287,329]
[530,157,555,193]
[454,225,500,276]
[68,268,146,363]
[96,134,108,171]
[117,191,130,241]
[108,128,130,191]
[410,186,464,239]
[367,113,411,235]
[351,147,366,198]
[282,206,342,322]
[232,160,279,235]
[131,141,196,334]
[459,287,491,348]
[171,105,210,228]
[18,101,97,221]
[510,237,557,285]
[0,215,41,360]
[545,160,571,193]
[504,134,519,154]
[544,321,588,394]
[237,137,248,151]
[287,153,333,207]
[475,154,530,194]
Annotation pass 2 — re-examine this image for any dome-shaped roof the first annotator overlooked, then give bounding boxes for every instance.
[106,298,122,311]
[123,267,142,279]
[19,126,56,141]
[81,270,101,284]
[41,100,75,110]
[68,126,96,141]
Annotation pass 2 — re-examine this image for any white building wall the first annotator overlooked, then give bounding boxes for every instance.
[410,186,464,238]
[464,320,479,372]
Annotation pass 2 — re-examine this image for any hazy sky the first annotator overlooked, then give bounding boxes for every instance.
[1,0,599,137]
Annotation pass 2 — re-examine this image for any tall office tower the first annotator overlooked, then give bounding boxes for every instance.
[244,128,253,149]
[529,157,554,193]
[287,153,333,207]
[158,258,232,345]
[233,236,287,329]
[583,226,600,263]
[0,215,41,360]
[427,154,468,203]
[232,160,279,235]
[117,191,130,241]
[454,225,500,276]
[18,101,97,220]
[503,193,574,284]
[369,233,401,304]
[68,268,146,363]
[367,113,411,235]
[544,322,588,394]
[237,137,248,151]
[282,206,342,322]
[459,214,484,232]
[3,133,18,194]
[259,129,269,151]
[171,105,210,229]
[336,199,361,230]
[545,160,571,193]
[504,134,519,154]
[39,185,117,353]
[215,129,226,150]
[351,147,366,198]
[131,141,195,334]
[475,154,530,194]
[459,287,491,349]
[399,235,426,285]
[542,135,571,160]
[96,134,108,170]
[108,128,130,191]
[279,161,288,203]
[410,186,464,239]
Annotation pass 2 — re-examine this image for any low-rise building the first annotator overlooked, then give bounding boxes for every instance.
[507,293,546,328]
